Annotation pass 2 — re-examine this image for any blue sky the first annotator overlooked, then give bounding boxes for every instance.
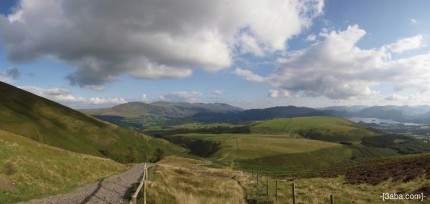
[1,0,430,109]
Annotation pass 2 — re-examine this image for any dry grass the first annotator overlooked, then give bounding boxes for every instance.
[146,156,430,203]
[241,175,430,203]
[147,156,246,204]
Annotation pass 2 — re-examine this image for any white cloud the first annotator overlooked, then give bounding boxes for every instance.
[88,97,127,105]
[235,68,265,83]
[0,75,13,83]
[385,34,424,53]
[0,0,323,88]
[385,94,408,101]
[161,91,203,102]
[383,93,430,105]
[268,90,279,98]
[306,34,316,42]
[19,86,127,105]
[212,90,224,95]
[212,89,224,97]
[268,89,291,98]
[239,33,265,56]
[410,18,417,24]
[140,94,149,103]
[236,25,430,100]
[20,86,71,96]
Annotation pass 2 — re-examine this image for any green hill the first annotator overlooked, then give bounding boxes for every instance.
[250,116,378,141]
[83,101,242,118]
[167,132,383,174]
[0,129,126,203]
[0,82,184,162]
[161,117,393,174]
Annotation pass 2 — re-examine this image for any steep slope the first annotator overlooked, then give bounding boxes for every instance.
[0,129,126,203]
[0,82,184,162]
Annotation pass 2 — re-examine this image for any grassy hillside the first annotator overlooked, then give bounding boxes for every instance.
[148,155,430,203]
[0,82,184,162]
[166,133,366,173]
[171,133,340,162]
[147,156,246,204]
[163,117,397,174]
[251,116,378,141]
[0,129,126,203]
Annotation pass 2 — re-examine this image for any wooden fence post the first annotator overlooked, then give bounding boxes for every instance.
[257,172,259,185]
[275,180,278,200]
[144,164,148,204]
[266,178,269,196]
[292,182,296,204]
[143,180,147,204]
[330,194,333,204]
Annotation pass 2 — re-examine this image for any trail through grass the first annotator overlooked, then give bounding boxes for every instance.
[0,129,126,203]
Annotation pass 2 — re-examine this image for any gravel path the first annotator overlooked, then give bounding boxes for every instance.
[22,163,152,204]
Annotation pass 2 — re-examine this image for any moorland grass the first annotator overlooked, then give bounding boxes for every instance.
[0,129,127,203]
[148,155,430,203]
[0,82,185,163]
[147,156,246,204]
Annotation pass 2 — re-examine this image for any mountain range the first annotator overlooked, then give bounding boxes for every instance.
[323,105,430,123]
[83,102,430,128]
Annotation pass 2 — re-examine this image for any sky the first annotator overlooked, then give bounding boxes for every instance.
[1,0,430,109]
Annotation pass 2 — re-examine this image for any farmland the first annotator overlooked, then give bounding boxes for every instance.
[156,117,408,175]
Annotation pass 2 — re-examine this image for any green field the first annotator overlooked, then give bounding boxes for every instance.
[173,133,341,162]
[169,133,360,174]
[0,129,127,203]
[251,117,378,141]
[166,117,397,174]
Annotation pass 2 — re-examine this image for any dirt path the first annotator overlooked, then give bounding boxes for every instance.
[22,163,152,204]
[218,149,235,161]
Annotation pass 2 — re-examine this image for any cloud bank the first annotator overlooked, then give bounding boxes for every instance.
[20,86,127,105]
[160,91,202,102]
[237,25,429,100]
[0,0,323,87]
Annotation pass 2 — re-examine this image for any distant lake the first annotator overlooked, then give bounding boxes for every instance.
[348,117,420,126]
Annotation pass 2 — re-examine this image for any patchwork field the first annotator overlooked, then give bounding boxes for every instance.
[164,117,400,174]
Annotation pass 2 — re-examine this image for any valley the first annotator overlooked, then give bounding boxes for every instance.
[2,0,430,203]
[1,83,430,203]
